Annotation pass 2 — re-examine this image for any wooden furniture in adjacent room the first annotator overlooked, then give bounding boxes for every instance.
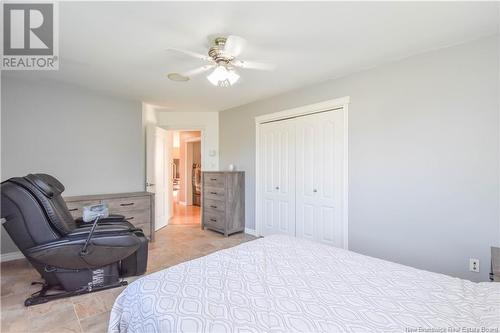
[202,171,245,236]
[64,192,155,240]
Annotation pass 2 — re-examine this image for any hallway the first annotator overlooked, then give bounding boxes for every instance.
[169,203,200,225]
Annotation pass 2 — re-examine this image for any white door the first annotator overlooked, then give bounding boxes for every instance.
[295,110,345,247]
[146,125,171,231]
[260,119,296,236]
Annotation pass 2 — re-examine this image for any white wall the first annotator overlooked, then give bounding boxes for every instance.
[1,76,144,255]
[219,36,499,282]
[156,111,219,171]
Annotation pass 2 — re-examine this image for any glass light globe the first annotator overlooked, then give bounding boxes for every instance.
[207,66,240,87]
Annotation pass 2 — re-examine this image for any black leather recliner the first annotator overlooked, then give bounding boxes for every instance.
[1,174,148,306]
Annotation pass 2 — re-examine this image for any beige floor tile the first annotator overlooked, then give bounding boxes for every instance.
[46,319,82,333]
[79,311,110,333]
[72,293,108,321]
[105,290,125,311]
[28,299,79,332]
[2,291,30,310]
[1,306,30,333]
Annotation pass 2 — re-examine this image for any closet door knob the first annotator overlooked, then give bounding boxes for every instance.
[313,189,318,193]
[275,186,279,190]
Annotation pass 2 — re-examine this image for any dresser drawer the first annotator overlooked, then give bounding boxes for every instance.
[66,200,100,218]
[204,198,225,212]
[120,209,151,226]
[203,211,225,229]
[203,186,225,201]
[105,196,150,213]
[204,173,225,188]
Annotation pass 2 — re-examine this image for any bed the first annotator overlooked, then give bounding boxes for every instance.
[109,235,500,333]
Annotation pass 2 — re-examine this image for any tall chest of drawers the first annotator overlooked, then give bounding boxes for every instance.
[64,192,155,240]
[202,171,245,236]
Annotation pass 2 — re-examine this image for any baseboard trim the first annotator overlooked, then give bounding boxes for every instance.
[1,251,24,262]
[244,228,257,236]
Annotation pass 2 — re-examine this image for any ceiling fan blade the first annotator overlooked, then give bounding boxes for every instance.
[181,64,215,77]
[166,48,213,62]
[232,60,275,71]
[223,35,246,57]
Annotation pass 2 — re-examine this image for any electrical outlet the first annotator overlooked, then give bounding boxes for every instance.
[469,258,480,273]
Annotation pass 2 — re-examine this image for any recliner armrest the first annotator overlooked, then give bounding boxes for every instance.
[67,224,131,238]
[75,214,126,225]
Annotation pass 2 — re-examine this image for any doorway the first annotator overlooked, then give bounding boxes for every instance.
[170,131,201,225]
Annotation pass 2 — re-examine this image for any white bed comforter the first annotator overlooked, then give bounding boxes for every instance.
[109,235,500,333]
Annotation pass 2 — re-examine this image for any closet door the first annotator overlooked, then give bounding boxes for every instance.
[295,110,345,247]
[260,119,296,236]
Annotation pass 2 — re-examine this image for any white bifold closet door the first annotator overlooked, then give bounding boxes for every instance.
[259,109,345,248]
[295,110,345,247]
[260,118,296,236]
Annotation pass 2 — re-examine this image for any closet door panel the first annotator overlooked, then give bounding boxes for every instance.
[331,109,345,248]
[322,119,336,199]
[295,114,318,241]
[303,123,316,197]
[319,206,335,244]
[260,120,295,236]
[262,130,275,194]
[316,112,338,246]
[278,200,291,233]
[263,199,274,230]
[278,130,292,195]
[296,110,345,247]
[261,125,276,234]
[302,204,315,238]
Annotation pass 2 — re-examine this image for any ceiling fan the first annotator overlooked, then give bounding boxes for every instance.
[167,35,275,87]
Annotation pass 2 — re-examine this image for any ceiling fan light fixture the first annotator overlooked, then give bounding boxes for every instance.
[207,65,239,87]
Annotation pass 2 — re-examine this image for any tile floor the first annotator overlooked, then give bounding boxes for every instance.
[1,223,256,333]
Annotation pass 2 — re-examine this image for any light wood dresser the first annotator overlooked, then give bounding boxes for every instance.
[64,192,155,240]
[202,171,245,236]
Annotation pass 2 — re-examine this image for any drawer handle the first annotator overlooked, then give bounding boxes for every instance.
[210,205,217,209]
[210,191,217,195]
[120,203,135,206]
[210,178,217,181]
[210,218,217,222]
[125,217,135,220]
[68,208,78,212]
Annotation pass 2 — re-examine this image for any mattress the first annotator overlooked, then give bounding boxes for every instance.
[109,235,500,333]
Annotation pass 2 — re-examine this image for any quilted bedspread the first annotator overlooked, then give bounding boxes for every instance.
[109,235,500,333]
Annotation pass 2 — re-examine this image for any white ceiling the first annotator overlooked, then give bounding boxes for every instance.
[5,2,499,112]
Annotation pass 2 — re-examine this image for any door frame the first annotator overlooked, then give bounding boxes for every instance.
[160,126,205,219]
[254,96,350,249]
